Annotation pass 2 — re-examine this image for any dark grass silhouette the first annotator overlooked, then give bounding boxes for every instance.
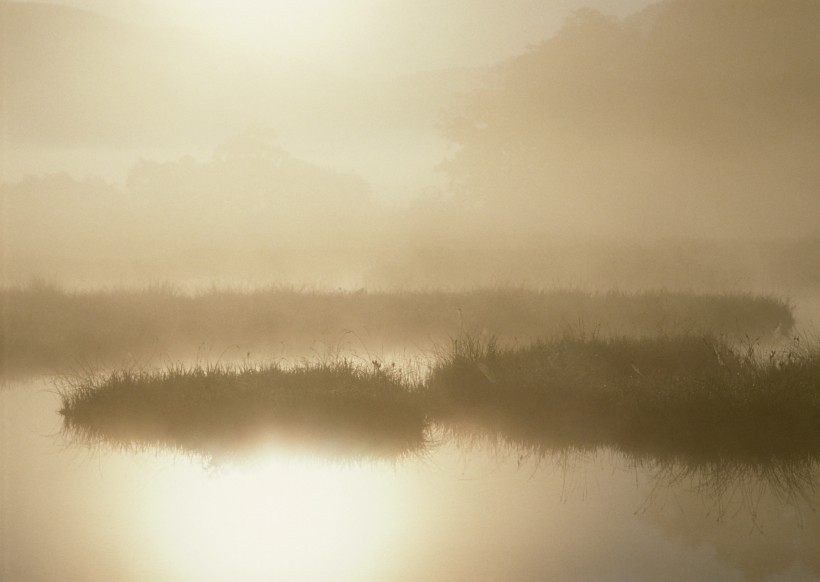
[59,359,429,462]
[427,333,820,504]
[428,333,820,465]
[59,332,820,475]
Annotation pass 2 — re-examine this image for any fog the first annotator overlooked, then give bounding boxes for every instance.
[2,0,819,292]
[24,0,655,73]
[4,3,820,580]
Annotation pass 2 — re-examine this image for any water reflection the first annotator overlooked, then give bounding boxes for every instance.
[145,454,409,581]
[60,392,820,524]
[5,381,820,580]
[3,386,412,581]
[58,362,430,464]
[60,416,430,467]
[643,474,820,581]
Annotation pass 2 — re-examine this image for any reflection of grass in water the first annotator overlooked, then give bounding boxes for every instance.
[59,359,430,462]
[634,454,820,517]
[440,425,820,517]
[429,332,820,513]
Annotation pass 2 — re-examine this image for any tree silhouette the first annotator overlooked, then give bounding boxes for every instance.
[439,0,820,237]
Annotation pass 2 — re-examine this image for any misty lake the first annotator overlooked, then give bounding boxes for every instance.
[4,368,820,581]
[2,297,819,581]
[6,0,820,578]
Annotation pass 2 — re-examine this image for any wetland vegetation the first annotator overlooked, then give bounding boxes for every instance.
[429,333,820,463]
[2,283,794,378]
[59,331,820,482]
[5,0,820,579]
[59,359,428,461]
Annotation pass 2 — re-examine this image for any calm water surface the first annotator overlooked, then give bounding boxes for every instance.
[3,301,820,581]
[3,383,820,581]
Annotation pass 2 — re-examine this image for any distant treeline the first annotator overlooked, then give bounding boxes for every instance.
[440,0,820,237]
[4,0,820,289]
[1,284,793,379]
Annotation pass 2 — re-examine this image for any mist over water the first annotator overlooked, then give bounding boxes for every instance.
[3,0,820,580]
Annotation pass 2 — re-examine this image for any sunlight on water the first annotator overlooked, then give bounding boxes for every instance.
[6,377,820,580]
[144,453,406,581]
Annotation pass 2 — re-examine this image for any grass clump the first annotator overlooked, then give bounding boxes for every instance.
[58,331,820,476]
[428,333,820,464]
[59,359,429,462]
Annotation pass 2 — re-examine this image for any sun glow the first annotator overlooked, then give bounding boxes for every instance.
[172,0,356,52]
[147,452,406,581]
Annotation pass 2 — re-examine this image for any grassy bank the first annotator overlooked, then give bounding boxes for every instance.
[59,359,429,461]
[3,283,795,377]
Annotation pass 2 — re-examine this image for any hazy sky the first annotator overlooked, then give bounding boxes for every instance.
[2,0,819,289]
[6,0,817,243]
[30,0,655,75]
[6,0,654,192]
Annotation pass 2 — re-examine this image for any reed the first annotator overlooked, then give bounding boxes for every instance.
[3,283,795,378]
